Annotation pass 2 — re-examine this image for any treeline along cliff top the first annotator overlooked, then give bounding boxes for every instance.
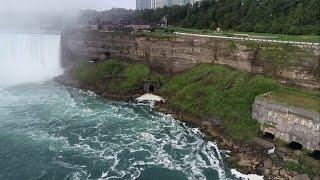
[78,0,320,35]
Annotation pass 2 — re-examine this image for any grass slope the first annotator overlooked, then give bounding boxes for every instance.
[161,64,319,141]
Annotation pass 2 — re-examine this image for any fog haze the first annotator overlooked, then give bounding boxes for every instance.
[0,0,135,13]
[0,0,136,31]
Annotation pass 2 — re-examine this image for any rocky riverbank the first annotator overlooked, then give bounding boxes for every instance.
[154,104,320,180]
[55,72,319,180]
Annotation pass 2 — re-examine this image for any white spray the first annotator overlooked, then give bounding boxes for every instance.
[0,33,63,86]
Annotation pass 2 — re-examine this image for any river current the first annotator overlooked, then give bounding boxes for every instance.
[0,82,237,179]
[0,33,256,180]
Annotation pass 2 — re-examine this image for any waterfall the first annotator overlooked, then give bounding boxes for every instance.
[0,33,63,86]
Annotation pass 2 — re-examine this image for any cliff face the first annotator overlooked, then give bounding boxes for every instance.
[61,31,320,89]
[252,94,320,151]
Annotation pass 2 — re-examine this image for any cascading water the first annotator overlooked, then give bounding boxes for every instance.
[0,33,63,86]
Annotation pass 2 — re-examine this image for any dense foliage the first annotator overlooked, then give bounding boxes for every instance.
[284,161,316,177]
[79,0,320,35]
[72,60,156,93]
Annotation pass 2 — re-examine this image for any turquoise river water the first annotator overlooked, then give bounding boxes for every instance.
[0,82,241,180]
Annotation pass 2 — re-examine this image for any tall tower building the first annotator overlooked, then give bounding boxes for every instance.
[189,0,201,5]
[153,0,166,9]
[165,0,195,7]
[136,0,200,10]
[136,0,151,10]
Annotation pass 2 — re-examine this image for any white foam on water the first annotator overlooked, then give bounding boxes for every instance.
[2,84,262,180]
[231,169,264,180]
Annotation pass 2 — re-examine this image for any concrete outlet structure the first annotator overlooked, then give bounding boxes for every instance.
[252,94,320,151]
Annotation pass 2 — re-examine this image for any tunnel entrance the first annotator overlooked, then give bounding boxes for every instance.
[263,132,275,140]
[310,150,320,160]
[149,85,155,93]
[288,141,303,150]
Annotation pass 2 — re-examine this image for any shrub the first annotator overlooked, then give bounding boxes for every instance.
[120,64,151,92]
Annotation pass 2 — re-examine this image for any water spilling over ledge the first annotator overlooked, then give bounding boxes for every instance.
[0,33,63,86]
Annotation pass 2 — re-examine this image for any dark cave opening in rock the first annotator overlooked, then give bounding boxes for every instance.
[288,141,303,150]
[149,85,155,93]
[310,150,320,160]
[263,132,275,140]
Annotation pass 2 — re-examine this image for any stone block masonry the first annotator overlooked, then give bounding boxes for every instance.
[252,94,320,150]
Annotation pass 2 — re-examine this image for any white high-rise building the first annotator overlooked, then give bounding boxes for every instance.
[189,0,201,5]
[137,0,201,10]
[136,0,151,10]
[151,0,166,9]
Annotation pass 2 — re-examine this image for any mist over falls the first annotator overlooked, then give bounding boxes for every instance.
[0,33,63,86]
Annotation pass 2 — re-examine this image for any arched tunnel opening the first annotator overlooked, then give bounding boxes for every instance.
[263,132,275,140]
[288,141,303,150]
[149,85,155,93]
[310,150,320,160]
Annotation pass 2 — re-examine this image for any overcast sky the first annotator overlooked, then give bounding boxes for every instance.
[0,0,136,13]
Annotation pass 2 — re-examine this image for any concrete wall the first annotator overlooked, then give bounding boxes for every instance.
[61,31,320,89]
[252,94,320,150]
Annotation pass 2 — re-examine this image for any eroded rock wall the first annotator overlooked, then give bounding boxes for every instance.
[61,31,320,89]
[252,95,320,150]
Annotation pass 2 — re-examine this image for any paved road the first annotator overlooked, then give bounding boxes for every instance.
[174,32,320,47]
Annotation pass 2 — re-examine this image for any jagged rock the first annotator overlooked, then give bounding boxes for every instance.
[264,159,273,169]
[293,150,302,156]
[278,147,290,154]
[223,137,233,147]
[292,174,310,180]
[292,171,299,176]
[274,165,282,170]
[237,153,252,167]
[157,107,169,113]
[237,159,252,167]
[204,115,222,126]
[233,143,241,150]
[279,169,287,176]
[253,137,275,153]
[172,114,178,119]
[273,169,279,176]
[263,168,270,175]
[252,158,260,165]
[312,175,320,180]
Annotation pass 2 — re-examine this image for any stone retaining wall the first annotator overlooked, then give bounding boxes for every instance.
[252,94,320,150]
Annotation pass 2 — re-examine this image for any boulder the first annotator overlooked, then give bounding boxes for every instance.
[272,169,279,176]
[292,174,310,180]
[279,169,287,176]
[204,115,223,126]
[263,168,270,176]
[312,175,320,180]
[253,137,275,153]
[264,159,273,169]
